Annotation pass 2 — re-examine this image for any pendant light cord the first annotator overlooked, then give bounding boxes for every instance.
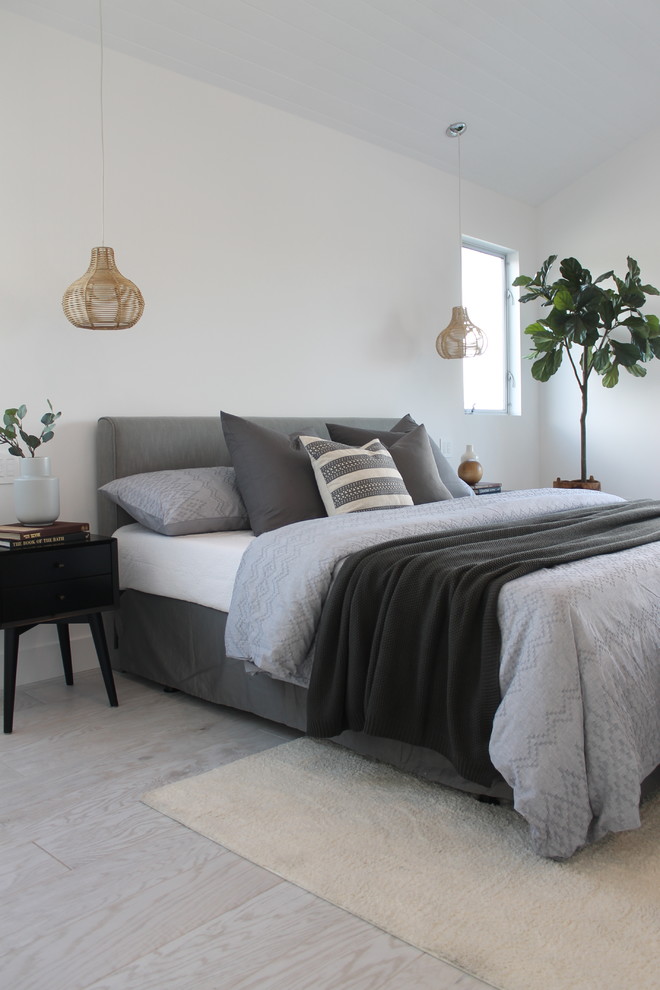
[457,133,463,301]
[99,0,105,247]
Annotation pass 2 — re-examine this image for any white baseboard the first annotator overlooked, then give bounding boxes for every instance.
[2,624,98,686]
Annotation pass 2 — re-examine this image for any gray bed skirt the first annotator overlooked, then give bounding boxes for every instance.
[112,590,309,731]
[111,588,514,800]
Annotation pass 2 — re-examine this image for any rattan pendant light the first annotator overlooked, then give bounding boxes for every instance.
[62,0,144,330]
[436,123,485,360]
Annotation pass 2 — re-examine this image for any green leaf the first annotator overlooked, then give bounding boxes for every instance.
[591,346,611,372]
[518,289,545,304]
[602,365,620,387]
[530,339,558,353]
[531,349,563,381]
[524,321,550,336]
[621,315,647,332]
[620,285,646,309]
[563,312,598,344]
[640,283,660,296]
[610,340,641,367]
[20,431,40,450]
[645,313,660,335]
[17,404,27,420]
[512,275,532,287]
[537,255,557,284]
[553,287,574,311]
[630,331,652,360]
[624,364,647,378]
[544,307,571,333]
[594,269,614,285]
[528,330,557,345]
[559,257,590,291]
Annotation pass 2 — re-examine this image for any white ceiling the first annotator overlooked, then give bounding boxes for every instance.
[4,0,660,204]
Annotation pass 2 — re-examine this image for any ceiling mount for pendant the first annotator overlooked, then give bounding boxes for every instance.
[435,120,486,360]
[446,121,467,138]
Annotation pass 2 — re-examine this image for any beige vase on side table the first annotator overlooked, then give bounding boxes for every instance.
[457,444,484,486]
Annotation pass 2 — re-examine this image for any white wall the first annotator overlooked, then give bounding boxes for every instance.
[537,128,660,497]
[0,10,539,684]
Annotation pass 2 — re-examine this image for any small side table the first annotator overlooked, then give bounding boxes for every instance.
[0,535,119,733]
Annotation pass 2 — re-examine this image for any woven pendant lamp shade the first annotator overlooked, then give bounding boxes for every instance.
[436,306,487,359]
[62,246,145,330]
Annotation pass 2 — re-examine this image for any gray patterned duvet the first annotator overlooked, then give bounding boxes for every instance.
[226,488,660,858]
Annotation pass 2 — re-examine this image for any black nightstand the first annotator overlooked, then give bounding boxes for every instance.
[0,535,119,733]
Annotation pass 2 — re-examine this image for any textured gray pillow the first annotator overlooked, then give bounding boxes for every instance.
[325,422,453,504]
[392,415,475,498]
[221,411,326,536]
[299,436,413,515]
[99,466,249,535]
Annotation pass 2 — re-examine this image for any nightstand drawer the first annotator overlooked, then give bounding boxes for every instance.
[0,544,112,588]
[1,573,115,624]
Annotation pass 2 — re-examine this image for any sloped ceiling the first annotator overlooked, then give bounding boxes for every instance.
[3,0,660,204]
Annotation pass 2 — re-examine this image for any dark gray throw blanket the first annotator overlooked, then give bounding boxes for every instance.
[306,499,660,786]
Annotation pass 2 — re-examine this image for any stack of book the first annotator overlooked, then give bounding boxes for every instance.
[0,521,91,550]
[471,482,502,495]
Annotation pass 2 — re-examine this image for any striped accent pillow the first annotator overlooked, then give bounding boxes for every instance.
[299,436,413,515]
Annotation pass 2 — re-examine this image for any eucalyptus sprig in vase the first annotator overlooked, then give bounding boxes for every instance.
[0,401,62,524]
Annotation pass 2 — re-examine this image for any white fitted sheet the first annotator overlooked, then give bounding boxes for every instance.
[114,523,255,612]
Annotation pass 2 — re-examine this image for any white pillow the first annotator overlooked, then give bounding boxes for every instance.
[299,436,413,515]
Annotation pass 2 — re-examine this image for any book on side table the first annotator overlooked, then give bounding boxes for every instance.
[471,482,502,495]
[0,521,91,549]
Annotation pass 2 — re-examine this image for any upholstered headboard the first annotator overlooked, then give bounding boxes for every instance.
[96,415,396,536]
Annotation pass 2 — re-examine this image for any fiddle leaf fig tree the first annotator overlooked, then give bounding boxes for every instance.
[513,256,660,481]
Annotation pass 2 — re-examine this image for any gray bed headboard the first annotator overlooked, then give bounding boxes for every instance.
[96,415,397,535]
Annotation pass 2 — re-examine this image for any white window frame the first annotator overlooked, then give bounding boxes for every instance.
[462,237,521,417]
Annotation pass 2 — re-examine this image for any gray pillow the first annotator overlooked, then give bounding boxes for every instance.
[299,435,414,515]
[392,415,475,498]
[221,411,326,536]
[326,422,452,505]
[99,466,249,535]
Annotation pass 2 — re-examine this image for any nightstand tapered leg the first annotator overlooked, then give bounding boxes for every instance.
[56,622,74,686]
[87,613,118,707]
[3,628,19,734]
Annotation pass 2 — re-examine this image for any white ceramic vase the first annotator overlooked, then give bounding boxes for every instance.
[13,456,60,525]
[460,443,479,463]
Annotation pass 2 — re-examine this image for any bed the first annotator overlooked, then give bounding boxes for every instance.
[96,413,660,859]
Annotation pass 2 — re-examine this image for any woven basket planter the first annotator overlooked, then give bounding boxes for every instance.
[552,477,601,491]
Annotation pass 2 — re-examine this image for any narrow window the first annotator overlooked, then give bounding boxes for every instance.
[462,239,520,415]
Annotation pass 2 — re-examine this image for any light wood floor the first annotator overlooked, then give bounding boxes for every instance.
[1,669,495,990]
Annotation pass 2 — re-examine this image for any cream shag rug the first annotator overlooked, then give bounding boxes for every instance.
[143,738,660,990]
